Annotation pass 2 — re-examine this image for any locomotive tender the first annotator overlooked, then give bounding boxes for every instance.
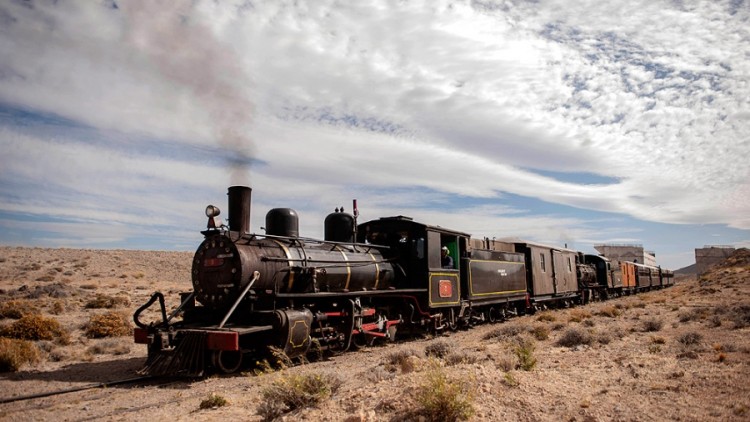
[133,186,674,376]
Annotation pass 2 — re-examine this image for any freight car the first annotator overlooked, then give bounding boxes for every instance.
[133,186,673,376]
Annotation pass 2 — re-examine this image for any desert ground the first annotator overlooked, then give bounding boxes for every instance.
[0,245,749,421]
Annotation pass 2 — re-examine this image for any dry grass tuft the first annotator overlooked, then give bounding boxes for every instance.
[596,305,621,318]
[0,338,41,372]
[83,311,132,338]
[84,293,131,309]
[568,309,593,323]
[257,372,342,421]
[536,312,557,322]
[0,314,69,343]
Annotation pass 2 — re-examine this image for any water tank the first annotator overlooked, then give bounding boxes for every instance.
[265,208,299,237]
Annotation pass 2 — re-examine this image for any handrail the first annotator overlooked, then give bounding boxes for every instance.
[218,271,260,329]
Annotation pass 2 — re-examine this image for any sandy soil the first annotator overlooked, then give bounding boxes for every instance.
[0,246,749,421]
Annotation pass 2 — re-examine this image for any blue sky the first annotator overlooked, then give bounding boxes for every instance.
[0,0,748,270]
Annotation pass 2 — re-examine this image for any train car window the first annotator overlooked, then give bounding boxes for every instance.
[414,237,425,260]
[540,253,546,272]
[567,257,572,272]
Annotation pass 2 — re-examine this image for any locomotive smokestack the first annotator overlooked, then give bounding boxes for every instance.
[227,186,252,234]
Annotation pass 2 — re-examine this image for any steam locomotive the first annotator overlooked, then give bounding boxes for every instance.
[133,186,674,376]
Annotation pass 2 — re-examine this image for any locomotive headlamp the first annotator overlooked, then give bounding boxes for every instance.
[205,205,221,229]
[205,205,221,218]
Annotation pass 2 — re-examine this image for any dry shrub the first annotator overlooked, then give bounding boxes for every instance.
[444,351,481,366]
[50,301,66,315]
[651,336,666,344]
[84,311,132,338]
[385,348,422,373]
[416,366,474,422]
[0,300,39,319]
[536,312,556,322]
[199,393,229,410]
[677,332,703,346]
[494,352,516,372]
[25,283,71,299]
[679,307,711,323]
[0,338,41,372]
[1,314,69,343]
[728,305,750,329]
[597,332,612,345]
[529,324,550,341]
[257,372,342,421]
[596,306,621,318]
[365,366,395,383]
[556,327,593,348]
[568,309,593,323]
[85,293,131,309]
[641,318,664,332]
[483,324,524,340]
[425,340,453,359]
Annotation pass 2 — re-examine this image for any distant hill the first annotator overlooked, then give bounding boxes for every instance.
[675,263,696,275]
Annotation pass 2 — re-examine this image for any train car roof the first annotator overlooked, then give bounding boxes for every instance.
[362,216,472,237]
[507,238,580,254]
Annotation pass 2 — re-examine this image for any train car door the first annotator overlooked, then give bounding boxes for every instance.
[551,250,577,295]
[426,230,461,308]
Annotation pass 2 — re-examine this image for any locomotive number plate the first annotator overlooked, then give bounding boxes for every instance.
[438,280,453,298]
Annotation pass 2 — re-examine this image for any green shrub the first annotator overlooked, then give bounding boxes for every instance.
[416,367,474,422]
[512,337,537,371]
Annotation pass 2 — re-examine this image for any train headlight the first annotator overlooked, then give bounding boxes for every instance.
[206,205,221,218]
[206,205,221,229]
